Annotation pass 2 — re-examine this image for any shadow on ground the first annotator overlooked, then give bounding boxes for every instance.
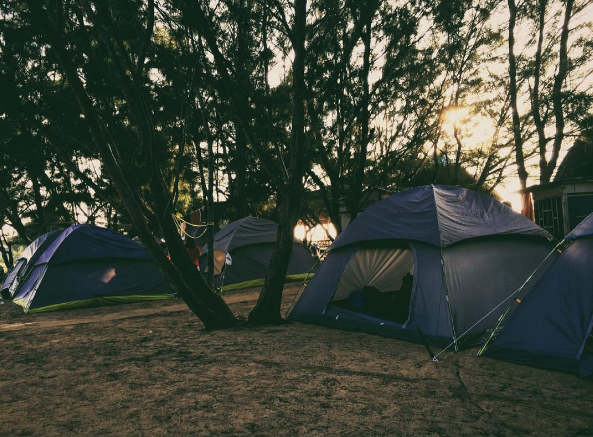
[1,283,592,437]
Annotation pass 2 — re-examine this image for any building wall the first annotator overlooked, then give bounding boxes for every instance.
[532,182,593,238]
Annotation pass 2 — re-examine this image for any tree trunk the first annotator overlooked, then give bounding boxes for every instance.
[194,75,217,290]
[541,0,574,184]
[0,230,14,270]
[232,0,250,219]
[147,168,236,325]
[0,188,31,244]
[452,126,463,185]
[508,0,528,191]
[532,0,549,181]
[348,8,372,221]
[248,0,307,324]
[31,173,47,233]
[248,187,302,324]
[306,168,341,234]
[207,116,215,289]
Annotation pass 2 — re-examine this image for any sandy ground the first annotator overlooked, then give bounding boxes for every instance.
[1,283,592,437]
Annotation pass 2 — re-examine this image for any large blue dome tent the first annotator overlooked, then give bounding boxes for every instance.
[289,185,555,348]
[200,217,318,289]
[1,224,174,313]
[481,213,593,377]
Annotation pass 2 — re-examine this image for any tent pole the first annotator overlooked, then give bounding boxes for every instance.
[283,258,320,318]
[439,248,459,351]
[417,328,437,360]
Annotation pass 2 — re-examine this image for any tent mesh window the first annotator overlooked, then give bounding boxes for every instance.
[330,246,414,324]
[534,196,564,238]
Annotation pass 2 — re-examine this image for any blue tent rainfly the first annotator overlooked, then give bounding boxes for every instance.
[289,185,554,349]
[483,212,593,377]
[1,224,174,313]
[199,216,318,288]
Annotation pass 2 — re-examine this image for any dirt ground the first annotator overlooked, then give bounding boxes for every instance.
[1,283,592,437]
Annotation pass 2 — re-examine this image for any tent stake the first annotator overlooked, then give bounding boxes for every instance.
[417,328,437,361]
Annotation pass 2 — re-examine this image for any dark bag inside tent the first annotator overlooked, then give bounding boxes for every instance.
[330,244,414,324]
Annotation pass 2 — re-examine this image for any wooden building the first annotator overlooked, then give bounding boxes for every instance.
[527,141,593,239]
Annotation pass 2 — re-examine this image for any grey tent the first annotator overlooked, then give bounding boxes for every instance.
[289,185,554,348]
[200,217,317,287]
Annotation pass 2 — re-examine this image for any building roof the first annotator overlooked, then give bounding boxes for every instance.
[526,178,593,193]
[526,140,593,192]
[555,140,593,181]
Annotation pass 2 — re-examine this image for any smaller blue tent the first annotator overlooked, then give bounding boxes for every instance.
[1,224,174,312]
[483,213,593,377]
[200,217,318,287]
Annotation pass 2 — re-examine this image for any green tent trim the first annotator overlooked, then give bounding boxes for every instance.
[11,273,315,312]
[221,272,315,292]
[14,294,173,314]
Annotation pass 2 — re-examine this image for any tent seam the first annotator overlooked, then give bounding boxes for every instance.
[432,185,459,349]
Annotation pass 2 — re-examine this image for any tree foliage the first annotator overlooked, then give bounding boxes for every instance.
[1,0,592,322]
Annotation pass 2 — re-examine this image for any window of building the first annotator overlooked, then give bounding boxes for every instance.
[567,194,593,231]
[534,196,564,239]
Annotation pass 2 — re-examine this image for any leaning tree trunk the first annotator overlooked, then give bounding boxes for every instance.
[26,0,237,329]
[0,231,14,270]
[0,188,31,245]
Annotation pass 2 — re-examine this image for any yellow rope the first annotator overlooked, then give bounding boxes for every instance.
[174,213,213,227]
[172,215,210,239]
